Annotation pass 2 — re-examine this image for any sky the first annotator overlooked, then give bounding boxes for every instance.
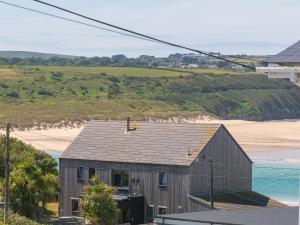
[0,0,300,57]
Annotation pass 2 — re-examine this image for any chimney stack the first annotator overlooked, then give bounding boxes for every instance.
[126,117,136,132]
[127,117,130,132]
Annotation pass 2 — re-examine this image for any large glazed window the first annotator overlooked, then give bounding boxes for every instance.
[112,170,129,187]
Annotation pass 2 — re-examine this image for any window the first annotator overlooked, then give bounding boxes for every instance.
[159,172,167,187]
[71,198,79,216]
[88,168,96,180]
[77,167,84,180]
[158,206,167,215]
[146,205,154,219]
[112,170,129,187]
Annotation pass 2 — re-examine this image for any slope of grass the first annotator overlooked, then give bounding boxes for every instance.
[20,66,188,77]
[0,65,300,128]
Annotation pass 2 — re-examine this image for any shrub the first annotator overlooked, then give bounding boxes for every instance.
[51,72,64,78]
[81,177,118,225]
[0,209,42,225]
[0,83,9,89]
[6,91,19,98]
[107,75,120,83]
[38,90,53,96]
[0,136,58,221]
[108,84,121,98]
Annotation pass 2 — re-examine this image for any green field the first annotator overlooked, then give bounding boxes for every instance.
[17,66,188,77]
[176,68,249,75]
[1,65,300,128]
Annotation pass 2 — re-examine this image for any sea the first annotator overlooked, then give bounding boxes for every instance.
[249,150,300,206]
[49,149,300,206]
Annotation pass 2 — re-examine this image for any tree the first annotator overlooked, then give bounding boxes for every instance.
[111,54,127,63]
[0,136,59,220]
[182,56,198,64]
[81,177,119,225]
[8,161,58,220]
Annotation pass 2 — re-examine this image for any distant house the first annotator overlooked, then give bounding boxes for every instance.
[59,119,283,224]
[267,40,300,66]
[187,64,199,68]
[257,40,300,85]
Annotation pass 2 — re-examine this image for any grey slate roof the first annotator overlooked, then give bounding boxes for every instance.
[156,206,296,225]
[60,120,221,166]
[267,40,300,64]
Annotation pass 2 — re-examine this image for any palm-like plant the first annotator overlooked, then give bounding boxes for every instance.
[81,177,119,225]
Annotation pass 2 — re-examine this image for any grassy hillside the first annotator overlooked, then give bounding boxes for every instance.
[0,65,300,128]
[0,51,77,59]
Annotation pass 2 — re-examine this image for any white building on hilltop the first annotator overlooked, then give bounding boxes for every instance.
[257,40,300,86]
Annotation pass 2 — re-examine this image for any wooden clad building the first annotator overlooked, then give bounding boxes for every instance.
[59,120,253,223]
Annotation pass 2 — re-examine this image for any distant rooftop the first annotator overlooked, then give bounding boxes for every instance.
[267,40,300,64]
[156,206,296,225]
[60,120,222,166]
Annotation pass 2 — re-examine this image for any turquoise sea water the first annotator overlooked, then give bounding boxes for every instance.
[253,163,300,204]
[49,150,300,204]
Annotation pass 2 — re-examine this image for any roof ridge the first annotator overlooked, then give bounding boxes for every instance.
[89,120,223,125]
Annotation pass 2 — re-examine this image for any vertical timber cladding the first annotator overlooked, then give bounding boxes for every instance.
[59,158,191,217]
[189,126,252,195]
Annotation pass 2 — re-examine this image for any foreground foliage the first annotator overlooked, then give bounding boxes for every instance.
[0,136,59,221]
[81,177,119,225]
[0,209,42,225]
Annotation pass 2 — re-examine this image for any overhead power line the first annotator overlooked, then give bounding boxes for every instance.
[0,0,160,43]
[30,0,256,70]
[0,0,256,70]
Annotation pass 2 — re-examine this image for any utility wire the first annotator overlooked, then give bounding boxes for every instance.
[0,0,262,66]
[23,0,256,70]
[0,0,161,44]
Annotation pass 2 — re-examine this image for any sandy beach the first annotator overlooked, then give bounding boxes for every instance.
[1,119,300,153]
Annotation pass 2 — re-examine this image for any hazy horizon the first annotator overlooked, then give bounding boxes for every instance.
[1,0,299,57]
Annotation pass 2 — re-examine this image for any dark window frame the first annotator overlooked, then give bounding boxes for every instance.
[77,166,84,180]
[146,205,154,219]
[159,172,168,187]
[71,198,80,216]
[88,168,96,180]
[111,169,129,188]
[158,206,167,215]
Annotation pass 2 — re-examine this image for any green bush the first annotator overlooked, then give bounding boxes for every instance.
[0,136,58,220]
[81,177,118,225]
[38,90,53,96]
[6,92,19,98]
[0,209,42,225]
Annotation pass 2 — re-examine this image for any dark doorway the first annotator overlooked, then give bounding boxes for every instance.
[129,196,144,225]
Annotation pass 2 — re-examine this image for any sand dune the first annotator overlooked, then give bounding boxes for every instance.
[1,120,300,153]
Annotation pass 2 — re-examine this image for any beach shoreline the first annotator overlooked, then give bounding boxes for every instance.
[1,119,300,154]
